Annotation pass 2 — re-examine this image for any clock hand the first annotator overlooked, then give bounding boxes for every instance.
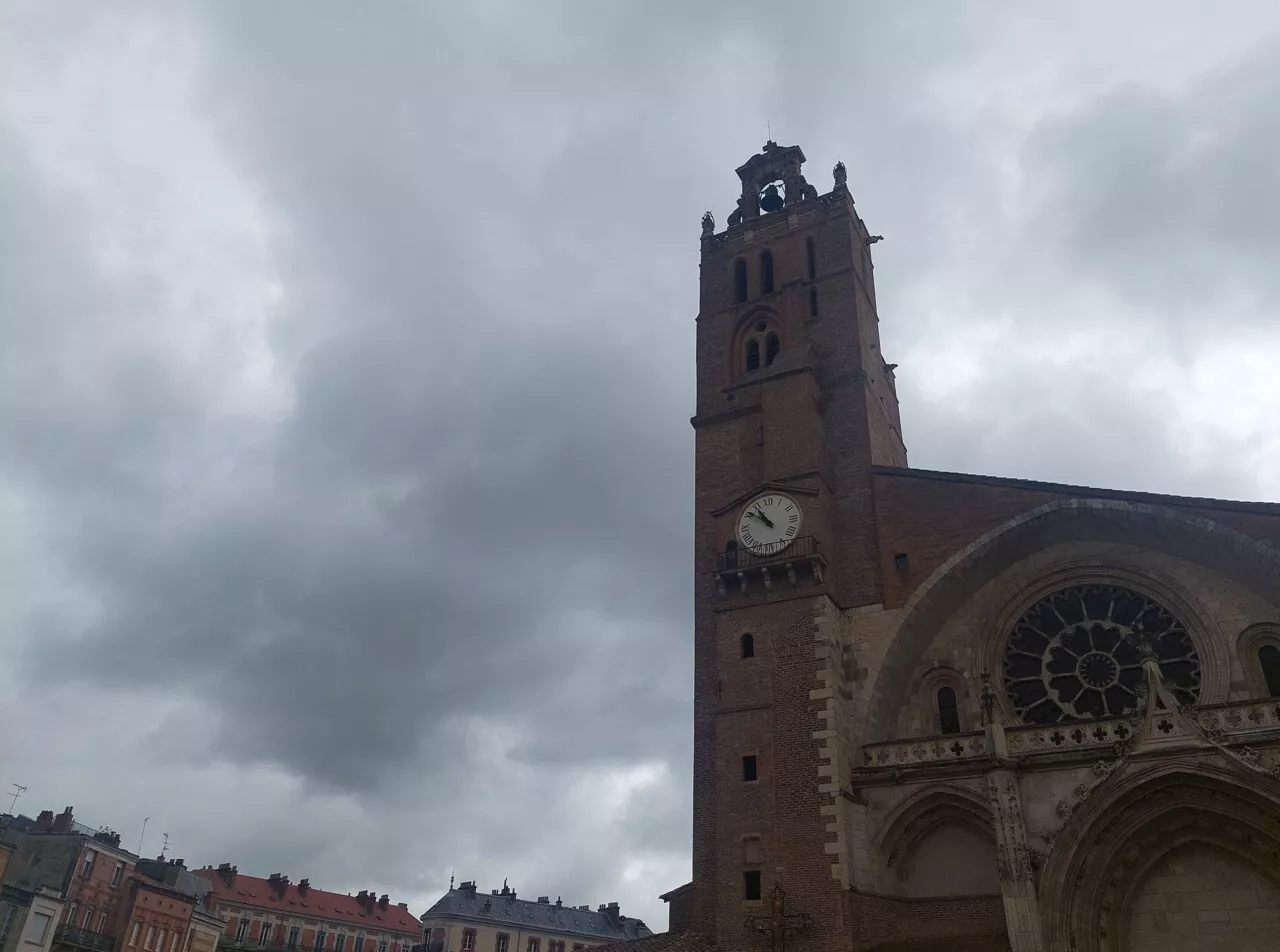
[755,510,775,528]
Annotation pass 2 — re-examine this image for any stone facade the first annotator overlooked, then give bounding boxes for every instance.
[670,142,1280,952]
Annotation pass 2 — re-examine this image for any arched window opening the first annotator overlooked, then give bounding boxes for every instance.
[740,633,755,659]
[765,333,780,366]
[1260,644,1280,697]
[805,238,816,280]
[733,259,748,303]
[937,687,961,735]
[759,250,774,294]
[724,539,738,569]
[746,339,761,372]
[809,288,818,317]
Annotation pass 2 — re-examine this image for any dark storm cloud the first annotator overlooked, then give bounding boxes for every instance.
[4,0,1280,932]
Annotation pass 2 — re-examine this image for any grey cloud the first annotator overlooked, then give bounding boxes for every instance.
[4,0,1280,935]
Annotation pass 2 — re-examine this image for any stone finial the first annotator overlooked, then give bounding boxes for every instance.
[701,210,715,236]
[833,160,847,187]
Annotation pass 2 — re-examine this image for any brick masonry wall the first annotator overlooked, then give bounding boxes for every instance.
[848,890,1006,947]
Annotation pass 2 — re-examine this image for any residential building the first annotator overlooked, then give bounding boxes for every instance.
[194,865,420,952]
[420,882,650,952]
[609,140,1280,952]
[1,808,136,952]
[0,885,65,952]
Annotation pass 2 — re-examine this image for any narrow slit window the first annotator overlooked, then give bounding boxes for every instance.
[937,686,961,735]
[743,871,762,901]
[746,339,761,372]
[809,287,818,317]
[740,633,754,658]
[765,333,780,366]
[1260,644,1280,697]
[805,238,816,280]
[733,259,748,303]
[742,755,758,782]
[759,250,774,294]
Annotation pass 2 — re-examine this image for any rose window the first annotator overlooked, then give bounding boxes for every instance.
[1002,584,1201,724]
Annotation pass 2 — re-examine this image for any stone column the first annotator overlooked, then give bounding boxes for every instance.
[985,715,1045,951]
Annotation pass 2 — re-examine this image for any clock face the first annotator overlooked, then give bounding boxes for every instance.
[736,493,802,551]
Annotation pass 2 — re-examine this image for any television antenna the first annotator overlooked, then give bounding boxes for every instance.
[7,783,26,815]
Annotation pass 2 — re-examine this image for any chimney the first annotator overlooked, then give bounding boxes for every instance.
[217,863,237,887]
[298,879,310,899]
[397,903,408,910]
[379,895,389,912]
[555,899,562,908]
[537,897,549,905]
[604,903,621,926]
[459,882,477,900]
[51,807,75,833]
[267,873,290,898]
[34,811,54,833]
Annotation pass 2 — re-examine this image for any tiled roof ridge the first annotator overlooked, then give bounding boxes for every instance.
[193,868,420,935]
[422,888,652,942]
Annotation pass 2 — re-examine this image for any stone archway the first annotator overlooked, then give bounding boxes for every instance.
[1037,758,1280,951]
[864,499,1280,743]
[873,784,1002,899]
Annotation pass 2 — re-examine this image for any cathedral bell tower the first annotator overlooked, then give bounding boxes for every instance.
[689,143,905,952]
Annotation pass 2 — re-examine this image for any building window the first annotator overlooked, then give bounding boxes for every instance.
[526,940,540,952]
[236,920,251,945]
[460,934,475,952]
[742,755,758,782]
[495,935,509,952]
[764,332,779,366]
[130,921,141,946]
[170,933,180,952]
[743,871,762,901]
[111,861,125,887]
[316,932,327,952]
[805,238,816,281]
[260,923,273,948]
[99,913,109,932]
[808,288,818,317]
[286,928,300,950]
[65,904,78,927]
[158,930,168,952]
[335,936,346,952]
[145,927,158,951]
[353,936,364,952]
[1261,645,1280,697]
[740,633,754,659]
[82,906,95,930]
[29,913,53,946]
[759,250,774,295]
[378,942,387,952]
[746,338,760,372]
[937,686,961,735]
[733,259,748,303]
[81,850,97,879]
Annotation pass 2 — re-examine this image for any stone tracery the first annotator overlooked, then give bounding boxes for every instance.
[1003,584,1201,724]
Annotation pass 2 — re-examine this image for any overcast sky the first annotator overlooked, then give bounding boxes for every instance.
[3,0,1280,933]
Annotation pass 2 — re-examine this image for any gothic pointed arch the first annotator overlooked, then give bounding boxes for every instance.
[1037,758,1280,951]
[872,784,997,895]
[864,499,1280,742]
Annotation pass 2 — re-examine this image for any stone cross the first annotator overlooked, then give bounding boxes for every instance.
[743,884,811,952]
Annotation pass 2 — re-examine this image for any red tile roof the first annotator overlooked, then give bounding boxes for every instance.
[194,868,422,936]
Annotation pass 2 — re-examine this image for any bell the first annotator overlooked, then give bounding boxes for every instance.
[759,183,784,213]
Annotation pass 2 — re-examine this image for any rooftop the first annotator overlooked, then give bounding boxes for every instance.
[195,866,421,935]
[423,884,651,943]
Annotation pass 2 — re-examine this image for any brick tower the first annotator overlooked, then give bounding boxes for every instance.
[689,142,904,952]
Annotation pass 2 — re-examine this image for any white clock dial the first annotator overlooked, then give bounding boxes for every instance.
[736,493,802,551]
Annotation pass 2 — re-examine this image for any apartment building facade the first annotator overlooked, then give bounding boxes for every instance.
[194,866,421,952]
[420,882,650,952]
